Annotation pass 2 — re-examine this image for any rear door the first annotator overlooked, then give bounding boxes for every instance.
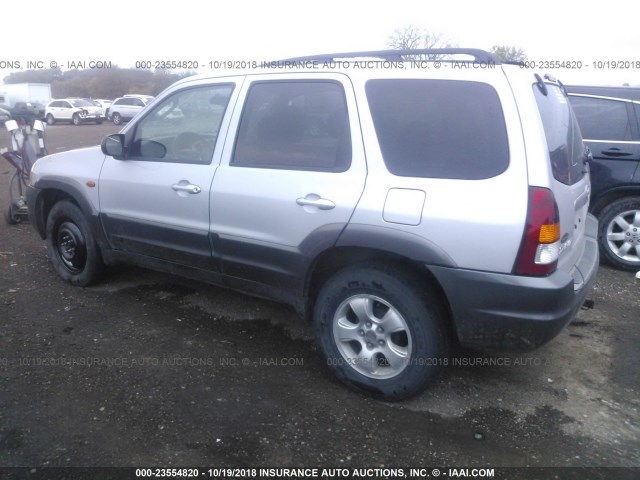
[534,84,591,276]
[568,94,640,199]
[128,98,146,119]
[209,74,367,295]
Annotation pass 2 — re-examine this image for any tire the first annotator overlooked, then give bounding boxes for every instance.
[314,265,449,400]
[4,204,21,225]
[46,114,55,126]
[598,197,640,271]
[72,113,81,126]
[46,200,104,286]
[112,113,122,125]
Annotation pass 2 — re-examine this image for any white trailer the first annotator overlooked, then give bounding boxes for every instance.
[0,83,52,107]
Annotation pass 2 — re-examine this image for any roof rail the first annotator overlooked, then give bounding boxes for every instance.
[280,48,499,64]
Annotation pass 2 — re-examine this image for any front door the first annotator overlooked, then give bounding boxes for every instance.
[99,79,242,270]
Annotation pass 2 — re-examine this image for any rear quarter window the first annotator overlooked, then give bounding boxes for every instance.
[534,85,585,185]
[365,79,509,179]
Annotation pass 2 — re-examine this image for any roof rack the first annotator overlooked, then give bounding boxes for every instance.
[280,48,499,64]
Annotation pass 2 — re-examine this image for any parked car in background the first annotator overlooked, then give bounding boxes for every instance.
[93,99,112,117]
[3,102,42,124]
[108,96,153,125]
[45,99,104,125]
[27,49,598,400]
[566,85,640,271]
[123,94,154,103]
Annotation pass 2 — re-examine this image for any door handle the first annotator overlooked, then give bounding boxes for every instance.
[296,194,335,210]
[601,148,632,157]
[172,182,201,194]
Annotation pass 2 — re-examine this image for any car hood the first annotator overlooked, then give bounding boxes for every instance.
[31,146,106,211]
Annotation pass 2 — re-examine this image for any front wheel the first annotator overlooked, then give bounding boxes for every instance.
[598,197,640,271]
[72,113,81,126]
[46,114,55,125]
[314,265,449,400]
[111,113,122,125]
[46,200,104,286]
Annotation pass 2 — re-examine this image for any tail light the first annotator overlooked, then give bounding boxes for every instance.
[514,187,561,276]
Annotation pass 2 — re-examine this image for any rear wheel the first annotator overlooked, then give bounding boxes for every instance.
[314,265,449,400]
[4,204,21,225]
[46,200,104,286]
[598,197,640,271]
[46,114,55,125]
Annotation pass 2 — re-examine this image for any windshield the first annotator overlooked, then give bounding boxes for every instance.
[70,99,94,107]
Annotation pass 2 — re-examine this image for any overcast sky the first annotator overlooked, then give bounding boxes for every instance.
[2,0,639,86]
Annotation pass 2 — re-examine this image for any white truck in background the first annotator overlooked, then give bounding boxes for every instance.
[0,83,52,107]
[0,83,51,122]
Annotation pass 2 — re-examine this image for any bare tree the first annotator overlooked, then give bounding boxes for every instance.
[387,26,456,60]
[387,25,423,50]
[490,45,527,63]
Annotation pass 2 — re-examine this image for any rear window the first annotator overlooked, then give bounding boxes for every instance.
[534,85,585,185]
[365,79,509,179]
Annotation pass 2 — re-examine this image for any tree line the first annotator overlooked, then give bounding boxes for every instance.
[2,67,195,99]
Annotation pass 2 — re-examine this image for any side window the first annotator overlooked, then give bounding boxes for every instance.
[232,81,351,171]
[62,101,72,109]
[129,84,234,165]
[534,85,585,185]
[365,79,509,179]
[568,95,633,141]
[132,98,144,107]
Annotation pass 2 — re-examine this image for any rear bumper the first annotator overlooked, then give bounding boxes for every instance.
[430,214,599,351]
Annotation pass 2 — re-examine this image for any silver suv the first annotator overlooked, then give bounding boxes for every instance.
[27,49,598,399]
[108,95,153,125]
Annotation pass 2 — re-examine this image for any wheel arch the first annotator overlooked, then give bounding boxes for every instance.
[590,186,640,216]
[304,246,457,340]
[29,181,99,240]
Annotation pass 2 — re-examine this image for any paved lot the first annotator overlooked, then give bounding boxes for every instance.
[0,125,639,472]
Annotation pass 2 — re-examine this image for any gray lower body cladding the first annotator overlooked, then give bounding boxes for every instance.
[429,214,599,351]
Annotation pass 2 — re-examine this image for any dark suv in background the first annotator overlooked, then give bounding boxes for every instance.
[567,85,640,271]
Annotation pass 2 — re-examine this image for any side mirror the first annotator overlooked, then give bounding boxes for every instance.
[101,134,125,159]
